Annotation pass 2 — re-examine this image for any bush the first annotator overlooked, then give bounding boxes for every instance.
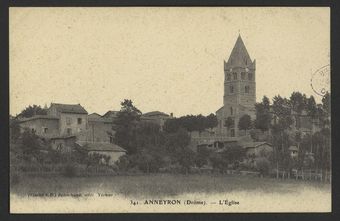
[10,173,21,186]
[62,164,77,177]
[256,157,270,176]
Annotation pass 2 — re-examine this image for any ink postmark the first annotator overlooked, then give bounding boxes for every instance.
[311,64,330,97]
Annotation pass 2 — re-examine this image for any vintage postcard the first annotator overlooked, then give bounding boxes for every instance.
[9,7,331,213]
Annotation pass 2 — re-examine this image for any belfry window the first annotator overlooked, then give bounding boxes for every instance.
[248,73,253,80]
[245,86,250,93]
[230,85,234,93]
[241,72,246,80]
[230,107,233,115]
[233,72,237,80]
[226,73,231,81]
[230,129,235,137]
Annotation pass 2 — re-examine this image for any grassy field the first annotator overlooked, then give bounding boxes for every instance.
[11,173,330,197]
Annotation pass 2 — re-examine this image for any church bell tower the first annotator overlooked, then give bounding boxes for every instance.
[217,34,256,137]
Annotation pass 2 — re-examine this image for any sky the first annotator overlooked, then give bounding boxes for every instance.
[9,7,330,117]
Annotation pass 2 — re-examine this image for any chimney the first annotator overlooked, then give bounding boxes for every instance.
[170,113,173,117]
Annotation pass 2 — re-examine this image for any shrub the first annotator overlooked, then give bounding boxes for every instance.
[62,164,77,178]
[256,157,270,176]
[10,173,21,186]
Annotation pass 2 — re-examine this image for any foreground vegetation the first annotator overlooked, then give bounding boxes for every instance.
[11,173,330,198]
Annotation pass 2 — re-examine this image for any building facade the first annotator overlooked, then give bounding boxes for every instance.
[216,35,256,137]
[141,111,173,131]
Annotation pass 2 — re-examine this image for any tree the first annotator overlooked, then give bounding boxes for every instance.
[164,114,218,133]
[165,128,191,154]
[306,96,318,118]
[164,118,180,133]
[290,92,307,114]
[272,95,294,130]
[238,114,252,134]
[195,146,211,168]
[322,92,330,115]
[113,99,142,154]
[224,117,234,129]
[20,128,41,155]
[223,144,246,163]
[254,96,272,131]
[209,152,225,171]
[205,113,218,129]
[178,147,196,175]
[17,105,47,118]
[249,129,262,141]
[10,118,21,142]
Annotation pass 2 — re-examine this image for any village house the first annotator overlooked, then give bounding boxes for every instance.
[271,109,321,135]
[17,103,125,164]
[46,103,89,136]
[76,141,127,166]
[240,142,273,158]
[140,111,173,131]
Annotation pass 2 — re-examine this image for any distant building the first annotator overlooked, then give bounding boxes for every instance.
[50,135,77,153]
[141,111,173,131]
[85,116,115,143]
[47,103,88,136]
[17,103,125,161]
[76,141,127,165]
[270,108,321,135]
[102,110,119,119]
[88,113,102,119]
[18,115,60,138]
[240,142,273,158]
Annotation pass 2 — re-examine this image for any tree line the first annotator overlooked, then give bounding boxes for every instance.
[249,92,330,174]
[113,99,220,174]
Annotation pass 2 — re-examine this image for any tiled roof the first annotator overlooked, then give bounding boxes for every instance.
[88,117,114,123]
[88,113,101,118]
[50,103,88,114]
[76,141,126,152]
[225,35,253,68]
[18,115,59,123]
[239,141,272,149]
[142,111,169,117]
[102,110,119,118]
[50,135,77,140]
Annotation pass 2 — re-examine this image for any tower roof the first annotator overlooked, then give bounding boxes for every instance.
[226,35,253,68]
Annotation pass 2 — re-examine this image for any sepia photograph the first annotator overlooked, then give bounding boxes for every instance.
[9,7,331,213]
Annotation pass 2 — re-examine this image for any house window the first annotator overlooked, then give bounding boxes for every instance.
[230,129,235,137]
[66,117,72,125]
[67,128,72,135]
[241,72,246,80]
[109,136,113,144]
[248,73,253,80]
[43,127,48,133]
[226,73,231,81]
[31,128,36,133]
[77,118,82,124]
[230,85,234,93]
[245,86,250,93]
[233,72,237,80]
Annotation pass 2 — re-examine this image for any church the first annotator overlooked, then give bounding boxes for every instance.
[215,34,256,138]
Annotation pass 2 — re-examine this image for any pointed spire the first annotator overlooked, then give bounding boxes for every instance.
[226,34,253,68]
